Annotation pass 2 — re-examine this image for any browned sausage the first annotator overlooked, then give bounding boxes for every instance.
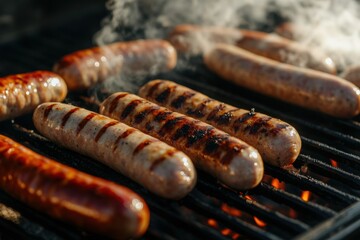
[169,24,336,74]
[342,65,360,87]
[0,134,149,239]
[100,92,264,190]
[0,71,67,122]
[139,80,302,167]
[33,103,196,199]
[53,39,177,91]
[204,44,360,118]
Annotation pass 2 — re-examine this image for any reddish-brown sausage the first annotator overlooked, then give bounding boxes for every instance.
[204,44,360,118]
[0,71,67,121]
[0,134,149,239]
[139,80,302,167]
[169,24,336,74]
[53,39,177,90]
[100,92,264,190]
[33,103,196,199]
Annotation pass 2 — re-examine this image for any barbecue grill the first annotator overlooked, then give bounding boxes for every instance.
[1,1,360,239]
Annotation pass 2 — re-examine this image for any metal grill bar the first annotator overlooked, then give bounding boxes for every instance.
[253,183,336,219]
[265,166,359,205]
[196,178,310,234]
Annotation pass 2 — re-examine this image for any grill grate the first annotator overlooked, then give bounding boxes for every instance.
[0,6,360,240]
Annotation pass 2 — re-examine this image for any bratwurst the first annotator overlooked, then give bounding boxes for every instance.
[169,24,336,74]
[139,80,301,167]
[0,134,149,239]
[33,103,196,199]
[100,92,264,190]
[0,71,67,121]
[53,39,177,90]
[204,44,360,118]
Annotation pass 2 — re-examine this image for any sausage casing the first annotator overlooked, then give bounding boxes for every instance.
[100,92,264,190]
[33,103,196,199]
[204,44,360,118]
[0,71,67,121]
[139,80,302,167]
[169,24,336,74]
[53,39,177,90]
[0,134,149,239]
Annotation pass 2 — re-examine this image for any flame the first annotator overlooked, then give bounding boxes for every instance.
[254,216,267,227]
[207,218,218,228]
[330,159,338,168]
[221,203,242,217]
[221,228,231,236]
[301,191,311,202]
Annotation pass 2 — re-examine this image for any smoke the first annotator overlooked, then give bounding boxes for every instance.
[95,0,360,76]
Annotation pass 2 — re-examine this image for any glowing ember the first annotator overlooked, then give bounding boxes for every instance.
[301,190,311,202]
[232,233,240,239]
[207,218,218,228]
[221,203,242,217]
[289,208,298,219]
[221,228,231,236]
[271,178,285,190]
[245,195,252,200]
[330,159,338,168]
[254,216,267,227]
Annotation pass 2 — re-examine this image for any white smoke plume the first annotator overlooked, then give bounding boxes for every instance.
[95,0,360,76]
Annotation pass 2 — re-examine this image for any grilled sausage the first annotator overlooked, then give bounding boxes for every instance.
[0,134,149,239]
[33,103,196,199]
[53,39,177,91]
[204,44,360,118]
[139,80,302,167]
[0,71,67,122]
[169,24,336,74]
[100,93,264,190]
[342,65,360,88]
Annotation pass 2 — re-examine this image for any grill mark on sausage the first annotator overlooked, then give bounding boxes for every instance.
[153,110,172,122]
[146,81,163,98]
[61,108,80,128]
[204,134,229,156]
[121,99,142,119]
[133,139,159,155]
[133,106,160,124]
[149,149,177,171]
[108,93,129,114]
[270,123,289,135]
[155,86,176,103]
[43,103,57,120]
[215,109,237,125]
[233,113,256,132]
[95,121,119,142]
[77,113,96,135]
[112,128,136,152]
[245,116,272,134]
[206,103,226,121]
[187,126,214,148]
[158,116,185,137]
[170,91,195,109]
[172,122,192,141]
[186,98,213,118]
[221,145,243,166]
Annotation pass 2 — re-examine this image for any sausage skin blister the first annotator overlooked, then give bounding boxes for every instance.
[0,134,149,239]
[0,71,67,122]
[33,103,196,200]
[100,92,264,190]
[53,39,177,91]
[204,44,360,118]
[169,24,336,74]
[139,80,302,167]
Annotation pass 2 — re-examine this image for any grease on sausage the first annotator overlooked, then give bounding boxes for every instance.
[100,92,264,190]
[0,134,149,239]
